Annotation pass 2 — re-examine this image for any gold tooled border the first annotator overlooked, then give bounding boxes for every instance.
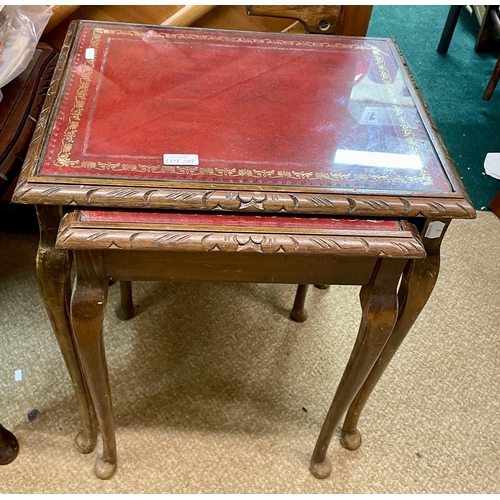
[53,26,434,188]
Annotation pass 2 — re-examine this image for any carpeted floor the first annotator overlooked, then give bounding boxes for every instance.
[0,211,499,493]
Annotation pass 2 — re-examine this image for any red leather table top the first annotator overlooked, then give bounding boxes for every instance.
[82,209,401,233]
[38,22,453,194]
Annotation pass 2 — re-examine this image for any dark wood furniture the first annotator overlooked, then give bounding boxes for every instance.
[490,189,500,218]
[12,20,475,480]
[437,5,500,100]
[0,423,19,466]
[57,209,425,480]
[0,42,58,232]
[246,5,343,34]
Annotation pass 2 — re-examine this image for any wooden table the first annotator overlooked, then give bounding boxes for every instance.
[12,20,475,479]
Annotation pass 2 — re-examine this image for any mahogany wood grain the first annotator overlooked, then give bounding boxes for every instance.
[336,6,373,37]
[194,5,294,32]
[246,5,342,34]
[246,5,373,36]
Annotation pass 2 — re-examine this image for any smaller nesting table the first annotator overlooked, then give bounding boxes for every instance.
[56,209,425,479]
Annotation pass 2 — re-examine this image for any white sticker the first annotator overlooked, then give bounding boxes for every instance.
[424,221,445,239]
[163,154,199,166]
[14,369,22,381]
[85,48,95,60]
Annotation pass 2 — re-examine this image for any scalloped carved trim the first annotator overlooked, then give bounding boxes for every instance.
[56,213,426,258]
[11,24,475,221]
[13,183,476,219]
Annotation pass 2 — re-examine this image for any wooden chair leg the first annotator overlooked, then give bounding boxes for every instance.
[483,55,500,100]
[0,423,19,465]
[71,250,117,480]
[309,258,405,479]
[290,284,309,322]
[475,5,500,52]
[437,5,462,54]
[36,206,98,454]
[341,220,447,452]
[116,281,134,320]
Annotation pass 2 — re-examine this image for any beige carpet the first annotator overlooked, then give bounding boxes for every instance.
[0,211,499,493]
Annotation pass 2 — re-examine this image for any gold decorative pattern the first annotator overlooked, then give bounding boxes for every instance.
[49,25,434,189]
[93,27,373,50]
[10,22,472,219]
[369,43,433,186]
[55,28,103,169]
[63,162,428,187]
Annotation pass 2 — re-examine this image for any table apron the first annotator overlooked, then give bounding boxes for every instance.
[102,250,381,285]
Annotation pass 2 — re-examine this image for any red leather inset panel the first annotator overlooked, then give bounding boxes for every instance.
[39,23,452,194]
[82,209,401,231]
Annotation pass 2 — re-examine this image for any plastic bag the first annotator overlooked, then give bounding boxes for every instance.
[0,5,53,101]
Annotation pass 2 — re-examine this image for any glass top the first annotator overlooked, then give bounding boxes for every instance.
[38,22,453,194]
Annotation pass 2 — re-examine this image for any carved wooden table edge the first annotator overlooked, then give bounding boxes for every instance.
[56,210,427,258]
[13,181,477,219]
[7,19,477,482]
[10,20,476,221]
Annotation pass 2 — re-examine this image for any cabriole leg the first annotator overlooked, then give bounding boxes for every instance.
[71,250,116,480]
[341,220,448,451]
[35,205,97,453]
[310,258,404,479]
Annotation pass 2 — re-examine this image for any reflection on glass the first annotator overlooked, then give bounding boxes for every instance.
[334,150,423,170]
[38,23,452,194]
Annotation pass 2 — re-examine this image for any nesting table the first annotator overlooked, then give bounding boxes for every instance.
[12,21,475,480]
